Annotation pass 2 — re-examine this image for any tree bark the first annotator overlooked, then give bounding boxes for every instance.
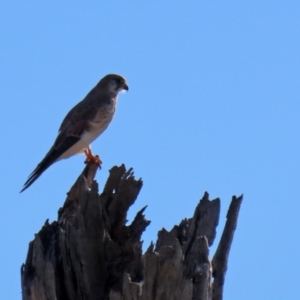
[21,162,243,300]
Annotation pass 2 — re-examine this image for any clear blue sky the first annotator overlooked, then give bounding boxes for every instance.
[1,2,299,299]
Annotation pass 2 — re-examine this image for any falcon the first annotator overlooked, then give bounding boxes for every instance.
[21,74,128,192]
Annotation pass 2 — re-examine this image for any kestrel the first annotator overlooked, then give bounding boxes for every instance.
[21,74,128,192]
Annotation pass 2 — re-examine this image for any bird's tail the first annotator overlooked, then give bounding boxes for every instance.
[20,136,81,192]
[20,152,56,193]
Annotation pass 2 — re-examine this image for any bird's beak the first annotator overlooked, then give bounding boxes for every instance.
[123,83,129,91]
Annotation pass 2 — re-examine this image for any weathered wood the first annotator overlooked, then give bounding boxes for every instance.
[21,163,243,300]
[212,195,243,300]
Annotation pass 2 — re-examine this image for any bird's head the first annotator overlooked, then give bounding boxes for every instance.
[99,74,129,94]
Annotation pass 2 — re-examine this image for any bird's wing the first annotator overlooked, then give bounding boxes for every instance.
[58,97,98,133]
[20,103,98,192]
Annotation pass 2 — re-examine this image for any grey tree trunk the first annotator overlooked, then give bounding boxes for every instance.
[21,162,243,300]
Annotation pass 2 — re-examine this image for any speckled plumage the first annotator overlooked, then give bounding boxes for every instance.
[21,74,128,192]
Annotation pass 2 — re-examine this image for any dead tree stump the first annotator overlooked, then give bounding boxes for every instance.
[21,163,243,300]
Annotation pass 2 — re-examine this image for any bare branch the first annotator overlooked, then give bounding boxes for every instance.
[212,195,243,300]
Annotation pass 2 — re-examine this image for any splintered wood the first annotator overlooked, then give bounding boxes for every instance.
[21,164,243,300]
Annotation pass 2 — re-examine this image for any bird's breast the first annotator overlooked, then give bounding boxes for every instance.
[87,102,116,140]
[57,102,116,161]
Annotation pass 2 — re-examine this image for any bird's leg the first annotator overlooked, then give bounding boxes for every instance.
[84,148,102,168]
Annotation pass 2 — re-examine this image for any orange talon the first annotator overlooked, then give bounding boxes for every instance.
[84,148,102,169]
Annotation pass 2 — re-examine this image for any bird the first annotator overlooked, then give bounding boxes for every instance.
[21,74,129,192]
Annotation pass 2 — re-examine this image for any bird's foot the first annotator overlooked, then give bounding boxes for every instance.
[84,154,102,169]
